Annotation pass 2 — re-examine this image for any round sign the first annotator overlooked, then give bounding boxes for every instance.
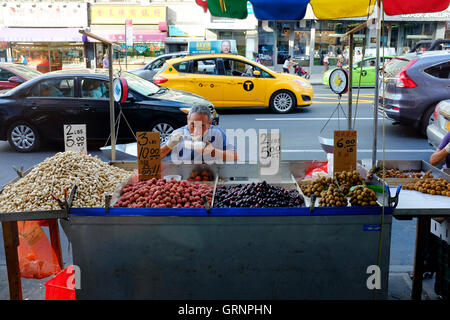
[243,80,254,91]
[113,77,128,103]
[329,68,349,95]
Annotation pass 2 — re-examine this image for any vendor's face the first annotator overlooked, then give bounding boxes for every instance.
[187,113,212,138]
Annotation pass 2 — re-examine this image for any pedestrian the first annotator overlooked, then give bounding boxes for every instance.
[430,131,450,169]
[323,55,329,72]
[102,54,109,69]
[355,50,362,62]
[283,55,292,73]
[337,54,344,68]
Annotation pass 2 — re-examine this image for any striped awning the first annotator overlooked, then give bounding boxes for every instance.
[199,0,450,20]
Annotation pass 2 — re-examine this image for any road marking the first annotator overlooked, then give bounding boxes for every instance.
[282,149,434,153]
[314,96,374,100]
[312,100,374,104]
[255,117,384,121]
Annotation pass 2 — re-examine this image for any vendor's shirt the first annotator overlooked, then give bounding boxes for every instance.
[438,131,450,168]
[162,125,236,163]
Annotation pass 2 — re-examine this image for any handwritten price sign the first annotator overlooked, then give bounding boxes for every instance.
[259,130,281,176]
[64,124,87,154]
[333,130,357,174]
[137,132,161,181]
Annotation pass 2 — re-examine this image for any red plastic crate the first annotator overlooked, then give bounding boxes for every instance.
[45,265,76,300]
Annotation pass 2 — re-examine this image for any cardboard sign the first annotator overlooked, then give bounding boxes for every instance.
[137,132,161,181]
[64,124,87,154]
[333,130,357,174]
[259,130,281,176]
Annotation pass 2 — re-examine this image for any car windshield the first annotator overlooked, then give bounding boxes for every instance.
[8,64,42,80]
[122,72,160,96]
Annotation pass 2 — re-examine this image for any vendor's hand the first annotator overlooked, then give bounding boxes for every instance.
[445,142,450,154]
[203,141,216,157]
[166,132,183,150]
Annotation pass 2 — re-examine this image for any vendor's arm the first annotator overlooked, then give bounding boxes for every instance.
[160,144,172,159]
[430,143,450,166]
[204,142,238,161]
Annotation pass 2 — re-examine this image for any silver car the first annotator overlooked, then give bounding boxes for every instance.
[379,51,450,136]
[129,51,188,81]
[427,99,450,149]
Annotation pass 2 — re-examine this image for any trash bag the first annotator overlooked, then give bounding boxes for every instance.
[17,221,61,279]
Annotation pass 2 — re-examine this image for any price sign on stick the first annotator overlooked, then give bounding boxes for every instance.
[137,132,161,181]
[64,124,87,154]
[333,130,357,174]
[259,130,281,177]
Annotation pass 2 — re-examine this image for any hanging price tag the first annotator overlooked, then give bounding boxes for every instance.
[64,124,87,154]
[333,130,357,174]
[137,132,161,181]
[259,130,281,177]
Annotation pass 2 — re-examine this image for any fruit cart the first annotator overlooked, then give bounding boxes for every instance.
[58,160,396,299]
[2,159,449,300]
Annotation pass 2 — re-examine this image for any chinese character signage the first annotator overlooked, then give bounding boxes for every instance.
[333,130,357,174]
[91,5,166,24]
[3,3,88,27]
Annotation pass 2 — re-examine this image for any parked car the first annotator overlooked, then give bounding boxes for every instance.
[378,51,450,135]
[0,69,219,152]
[323,56,394,87]
[129,51,188,81]
[427,99,450,149]
[409,39,450,53]
[0,63,42,90]
[153,53,313,113]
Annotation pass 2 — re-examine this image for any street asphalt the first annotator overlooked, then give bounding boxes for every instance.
[0,83,442,300]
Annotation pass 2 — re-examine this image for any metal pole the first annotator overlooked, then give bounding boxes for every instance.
[372,3,382,167]
[309,21,316,80]
[348,33,353,130]
[108,44,116,161]
[125,22,128,70]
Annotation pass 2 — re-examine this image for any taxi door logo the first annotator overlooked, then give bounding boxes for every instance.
[243,81,254,91]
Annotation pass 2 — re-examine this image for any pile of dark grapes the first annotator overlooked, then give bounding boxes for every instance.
[214,181,305,208]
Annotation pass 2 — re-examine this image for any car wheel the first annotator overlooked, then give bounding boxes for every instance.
[420,106,435,137]
[270,90,296,113]
[7,121,41,152]
[150,119,177,144]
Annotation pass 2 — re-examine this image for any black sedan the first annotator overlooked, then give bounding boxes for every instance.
[0,69,219,152]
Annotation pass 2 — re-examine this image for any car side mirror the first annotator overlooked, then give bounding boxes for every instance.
[8,76,23,84]
[253,70,261,77]
[127,94,135,103]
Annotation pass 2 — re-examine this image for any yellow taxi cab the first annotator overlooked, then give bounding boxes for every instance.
[153,53,313,113]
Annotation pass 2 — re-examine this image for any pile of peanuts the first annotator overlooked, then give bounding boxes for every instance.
[0,152,131,212]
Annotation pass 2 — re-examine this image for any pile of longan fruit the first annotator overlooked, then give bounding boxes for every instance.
[334,170,365,195]
[403,177,450,197]
[318,185,348,207]
[349,186,379,206]
[302,177,334,197]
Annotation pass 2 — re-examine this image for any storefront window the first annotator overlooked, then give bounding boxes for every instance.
[257,22,274,66]
[11,43,84,72]
[276,22,290,64]
[106,42,165,69]
[404,22,436,49]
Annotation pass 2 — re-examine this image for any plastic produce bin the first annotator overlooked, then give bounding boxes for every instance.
[45,265,76,300]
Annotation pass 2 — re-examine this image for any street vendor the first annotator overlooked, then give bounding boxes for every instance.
[160,105,238,162]
[429,131,450,168]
